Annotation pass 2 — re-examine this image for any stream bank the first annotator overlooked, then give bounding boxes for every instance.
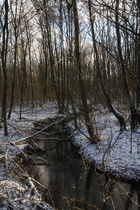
[0,145,54,210]
[22,117,140,210]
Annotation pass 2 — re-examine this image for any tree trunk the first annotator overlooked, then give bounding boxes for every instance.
[72,0,97,142]
[1,0,9,135]
[115,0,138,130]
[8,36,17,119]
[19,39,27,120]
[136,0,140,115]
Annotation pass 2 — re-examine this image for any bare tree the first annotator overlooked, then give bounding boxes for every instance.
[72,0,98,143]
[115,0,139,130]
[1,0,9,135]
[19,38,27,120]
[88,0,126,131]
[8,0,22,119]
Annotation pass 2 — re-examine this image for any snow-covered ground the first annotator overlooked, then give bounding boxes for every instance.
[0,102,58,210]
[67,110,140,182]
[0,102,58,150]
[0,102,139,208]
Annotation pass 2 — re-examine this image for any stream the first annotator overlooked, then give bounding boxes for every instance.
[25,129,140,210]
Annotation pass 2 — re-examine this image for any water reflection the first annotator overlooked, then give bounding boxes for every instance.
[25,132,140,210]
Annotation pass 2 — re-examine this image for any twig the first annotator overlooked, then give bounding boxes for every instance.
[130,130,132,153]
[26,155,50,165]
[31,177,46,189]
[44,139,70,151]
[102,131,121,165]
[28,139,46,152]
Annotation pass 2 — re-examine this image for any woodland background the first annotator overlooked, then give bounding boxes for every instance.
[0,0,140,140]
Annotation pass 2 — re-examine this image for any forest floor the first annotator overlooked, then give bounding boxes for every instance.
[67,106,140,182]
[0,102,57,210]
[0,102,140,209]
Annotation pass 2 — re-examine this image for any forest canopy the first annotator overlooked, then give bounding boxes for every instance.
[0,0,140,138]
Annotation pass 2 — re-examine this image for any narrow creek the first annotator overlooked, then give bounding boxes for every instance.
[24,127,140,210]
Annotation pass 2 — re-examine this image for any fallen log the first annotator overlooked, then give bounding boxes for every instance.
[15,116,65,145]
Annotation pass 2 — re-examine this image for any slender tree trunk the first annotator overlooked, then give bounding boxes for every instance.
[136,0,140,109]
[19,80,24,121]
[43,44,48,101]
[59,0,65,111]
[8,36,17,119]
[1,0,9,135]
[25,21,34,107]
[19,40,27,120]
[8,1,18,119]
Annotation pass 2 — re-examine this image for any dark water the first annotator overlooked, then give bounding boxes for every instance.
[25,131,140,210]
